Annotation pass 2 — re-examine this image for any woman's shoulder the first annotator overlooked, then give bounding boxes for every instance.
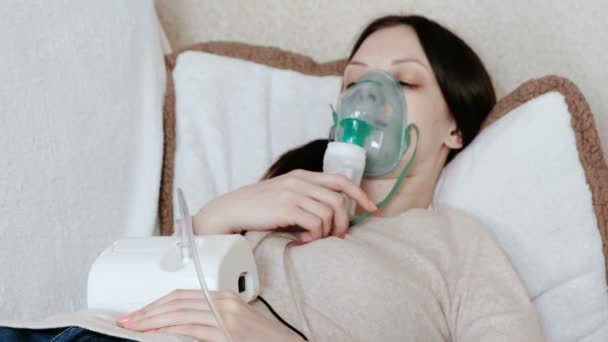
[384,206,498,246]
[395,207,508,267]
[389,206,485,228]
[431,207,487,231]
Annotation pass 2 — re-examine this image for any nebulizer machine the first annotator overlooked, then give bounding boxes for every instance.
[87,189,257,342]
[86,69,418,342]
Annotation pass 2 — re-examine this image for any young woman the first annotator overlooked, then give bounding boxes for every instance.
[114,15,544,342]
[0,14,544,342]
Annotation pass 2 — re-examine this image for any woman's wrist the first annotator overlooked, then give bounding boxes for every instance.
[193,208,239,235]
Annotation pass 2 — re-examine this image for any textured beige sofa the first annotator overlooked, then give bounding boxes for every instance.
[0,0,605,325]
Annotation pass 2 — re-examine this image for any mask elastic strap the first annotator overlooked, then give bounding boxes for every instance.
[349,123,420,226]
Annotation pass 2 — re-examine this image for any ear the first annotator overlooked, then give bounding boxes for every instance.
[444,122,463,149]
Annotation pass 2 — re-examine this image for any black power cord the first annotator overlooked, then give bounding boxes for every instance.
[241,230,308,340]
[257,295,308,341]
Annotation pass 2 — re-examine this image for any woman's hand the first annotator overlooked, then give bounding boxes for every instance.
[116,290,303,342]
[194,169,377,241]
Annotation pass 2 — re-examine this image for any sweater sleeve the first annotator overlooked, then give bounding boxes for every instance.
[449,217,545,342]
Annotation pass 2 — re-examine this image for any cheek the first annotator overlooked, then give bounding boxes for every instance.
[405,91,446,130]
[404,91,451,147]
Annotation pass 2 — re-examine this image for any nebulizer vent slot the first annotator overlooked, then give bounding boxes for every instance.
[238,273,247,293]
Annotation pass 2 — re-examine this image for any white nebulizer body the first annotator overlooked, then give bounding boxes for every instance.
[87,189,257,342]
[86,234,259,313]
[323,141,366,215]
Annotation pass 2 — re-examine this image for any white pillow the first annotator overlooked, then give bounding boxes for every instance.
[433,92,608,341]
[173,51,340,214]
[171,51,608,341]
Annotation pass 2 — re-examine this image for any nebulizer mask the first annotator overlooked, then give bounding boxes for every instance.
[284,70,423,342]
[324,69,419,224]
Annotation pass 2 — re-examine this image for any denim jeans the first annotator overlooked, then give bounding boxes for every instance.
[0,326,136,342]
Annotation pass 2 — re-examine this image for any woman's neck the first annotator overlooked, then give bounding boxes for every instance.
[357,153,445,217]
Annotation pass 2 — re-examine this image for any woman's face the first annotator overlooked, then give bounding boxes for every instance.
[342,25,462,178]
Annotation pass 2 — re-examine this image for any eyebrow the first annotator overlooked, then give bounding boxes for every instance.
[348,58,428,70]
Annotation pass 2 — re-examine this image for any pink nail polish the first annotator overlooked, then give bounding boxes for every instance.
[369,201,378,211]
[121,321,137,329]
[117,315,130,323]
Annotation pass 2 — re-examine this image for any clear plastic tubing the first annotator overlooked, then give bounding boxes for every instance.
[176,188,235,342]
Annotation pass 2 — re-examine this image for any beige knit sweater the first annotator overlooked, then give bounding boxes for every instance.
[0,208,544,342]
[245,207,545,341]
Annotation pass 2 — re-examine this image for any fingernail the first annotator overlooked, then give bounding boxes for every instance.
[369,200,378,211]
[117,315,131,323]
[121,321,137,329]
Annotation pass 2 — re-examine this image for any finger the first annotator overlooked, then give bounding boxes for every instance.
[124,309,218,332]
[131,292,183,320]
[124,290,228,321]
[291,193,333,238]
[151,324,224,342]
[127,298,209,324]
[294,184,350,237]
[281,172,357,235]
[291,170,377,212]
[329,199,350,238]
[289,208,323,242]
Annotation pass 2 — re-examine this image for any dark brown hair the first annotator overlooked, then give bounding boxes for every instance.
[263,14,496,180]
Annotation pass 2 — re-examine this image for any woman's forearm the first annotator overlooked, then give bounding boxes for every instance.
[193,208,239,235]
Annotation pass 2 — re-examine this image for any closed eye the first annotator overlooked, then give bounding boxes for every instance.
[345,81,413,90]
